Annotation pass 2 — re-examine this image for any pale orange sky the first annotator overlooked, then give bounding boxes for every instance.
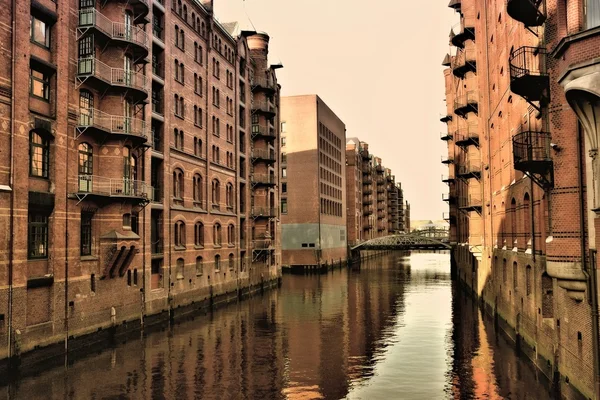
[215,0,458,221]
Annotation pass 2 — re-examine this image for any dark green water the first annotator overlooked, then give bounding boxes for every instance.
[1,252,552,399]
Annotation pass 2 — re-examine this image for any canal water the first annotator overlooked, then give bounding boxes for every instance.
[1,252,554,399]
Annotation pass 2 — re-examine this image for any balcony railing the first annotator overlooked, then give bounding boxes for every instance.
[251,207,277,218]
[251,174,276,186]
[363,206,373,215]
[252,75,276,93]
[454,91,478,117]
[363,198,373,205]
[441,156,454,164]
[252,239,273,250]
[252,99,276,117]
[506,0,546,27]
[77,57,148,96]
[450,23,475,48]
[452,47,477,78]
[251,125,276,140]
[78,9,149,53]
[443,212,456,222]
[77,108,147,140]
[442,174,456,184]
[509,47,549,107]
[440,131,453,141]
[251,148,276,163]
[454,124,479,147]
[75,175,152,199]
[459,195,482,212]
[513,130,553,188]
[363,188,373,195]
[457,159,481,179]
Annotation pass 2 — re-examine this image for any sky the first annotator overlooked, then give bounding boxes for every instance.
[215,0,458,221]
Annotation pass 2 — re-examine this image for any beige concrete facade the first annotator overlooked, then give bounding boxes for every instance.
[280,95,347,267]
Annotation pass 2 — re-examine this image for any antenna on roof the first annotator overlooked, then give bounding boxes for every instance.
[243,0,257,32]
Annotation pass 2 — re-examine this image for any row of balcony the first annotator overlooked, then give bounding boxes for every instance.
[74,175,152,200]
[78,57,148,102]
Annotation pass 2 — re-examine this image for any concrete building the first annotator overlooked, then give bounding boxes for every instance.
[442,0,600,397]
[280,95,346,268]
[0,0,282,365]
[344,138,405,246]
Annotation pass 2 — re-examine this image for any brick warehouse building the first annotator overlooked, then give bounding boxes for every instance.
[442,0,600,397]
[280,95,347,268]
[345,138,405,246]
[0,0,283,365]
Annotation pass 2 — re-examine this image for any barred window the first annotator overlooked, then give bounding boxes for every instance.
[28,212,49,259]
[81,211,93,256]
[30,131,49,178]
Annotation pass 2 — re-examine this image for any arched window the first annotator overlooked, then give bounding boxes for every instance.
[213,223,222,245]
[513,261,518,291]
[177,0,182,15]
[179,29,185,50]
[191,12,196,29]
[228,224,235,244]
[195,222,204,246]
[174,94,179,115]
[229,253,234,270]
[201,21,205,36]
[173,168,184,199]
[502,258,507,284]
[526,265,532,296]
[30,131,49,178]
[226,183,233,208]
[215,254,220,272]
[79,90,94,125]
[212,179,220,207]
[174,25,179,47]
[78,143,93,176]
[523,192,531,248]
[510,198,517,247]
[196,137,202,156]
[196,256,203,276]
[174,59,179,81]
[193,174,203,205]
[176,257,184,279]
[182,4,187,21]
[180,63,184,83]
[174,221,185,248]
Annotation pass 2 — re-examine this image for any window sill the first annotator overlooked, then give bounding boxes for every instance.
[30,94,50,103]
[174,246,186,251]
[174,114,184,120]
[214,244,222,249]
[28,256,49,261]
[80,255,98,261]
[175,78,184,86]
[194,123,203,129]
[194,245,204,250]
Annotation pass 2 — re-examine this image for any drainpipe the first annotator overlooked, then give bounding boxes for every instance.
[316,98,322,266]
[7,0,16,363]
[531,179,536,262]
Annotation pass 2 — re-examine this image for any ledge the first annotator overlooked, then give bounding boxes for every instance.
[551,26,600,59]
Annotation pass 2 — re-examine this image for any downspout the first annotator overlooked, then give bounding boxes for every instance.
[7,0,16,363]
[483,0,493,291]
[531,179,536,262]
[316,98,322,266]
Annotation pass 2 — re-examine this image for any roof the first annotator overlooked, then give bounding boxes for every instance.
[221,22,238,36]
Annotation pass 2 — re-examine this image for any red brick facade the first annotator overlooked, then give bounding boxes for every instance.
[0,0,281,364]
[443,0,600,397]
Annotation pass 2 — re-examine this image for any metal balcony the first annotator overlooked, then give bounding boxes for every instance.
[450,24,475,48]
[454,91,478,117]
[442,193,456,204]
[506,0,546,27]
[78,9,149,59]
[440,131,453,141]
[251,207,277,218]
[252,239,273,250]
[448,0,461,10]
[459,195,482,214]
[72,175,152,202]
[363,177,373,185]
[362,165,373,175]
[454,124,479,148]
[251,125,276,141]
[376,165,384,173]
[77,57,148,102]
[360,149,370,160]
[377,185,385,193]
[251,75,276,94]
[509,47,550,110]
[363,188,373,195]
[76,108,148,144]
[452,47,477,78]
[252,99,276,118]
[363,198,373,205]
[443,212,456,223]
[363,206,374,216]
[251,174,276,187]
[442,175,456,184]
[440,114,452,123]
[457,159,481,180]
[441,156,454,165]
[251,148,276,164]
[513,130,554,189]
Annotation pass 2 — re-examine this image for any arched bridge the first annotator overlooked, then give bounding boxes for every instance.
[351,232,451,252]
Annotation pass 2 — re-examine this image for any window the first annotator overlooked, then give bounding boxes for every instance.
[215,254,220,272]
[193,174,203,204]
[194,106,202,127]
[226,183,233,209]
[281,152,287,163]
[229,253,234,270]
[30,131,49,178]
[282,167,287,178]
[30,68,50,100]
[212,179,220,207]
[28,212,48,259]
[513,261,518,291]
[587,0,600,29]
[194,74,203,96]
[176,258,184,279]
[526,265,532,296]
[194,137,202,157]
[281,199,288,214]
[281,122,286,132]
[78,35,94,57]
[281,136,286,147]
[30,16,50,47]
[174,221,186,248]
[80,212,93,256]
[173,168,184,199]
[282,182,287,193]
[195,222,204,246]
[213,223,222,245]
[227,225,235,245]
[196,256,203,276]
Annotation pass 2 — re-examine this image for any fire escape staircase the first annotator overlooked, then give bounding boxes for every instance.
[512,130,554,189]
